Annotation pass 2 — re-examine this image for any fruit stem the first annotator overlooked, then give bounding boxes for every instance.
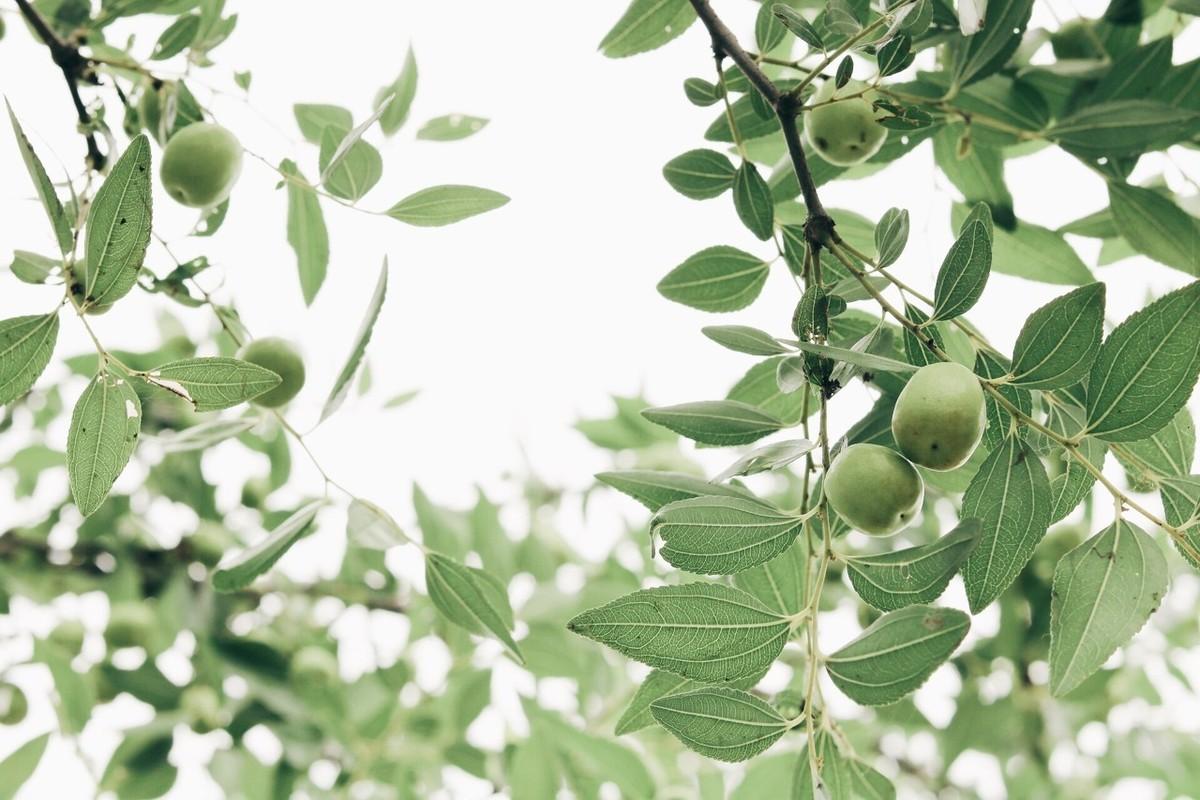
[14,0,106,171]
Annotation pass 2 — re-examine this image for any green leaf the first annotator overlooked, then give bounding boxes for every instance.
[773,6,823,50]
[212,500,325,591]
[386,185,509,226]
[0,733,50,800]
[951,205,1092,286]
[663,149,736,200]
[1010,283,1105,389]
[960,437,1052,613]
[0,314,60,406]
[1161,475,1200,568]
[280,159,329,306]
[713,438,816,482]
[948,0,1032,90]
[1090,37,1174,103]
[874,208,909,269]
[293,103,353,143]
[651,687,792,762]
[7,100,73,255]
[901,304,943,368]
[733,536,808,617]
[67,370,142,517]
[793,732,895,800]
[377,46,418,135]
[84,135,152,307]
[150,13,200,59]
[413,484,469,558]
[702,325,789,356]
[1046,101,1200,158]
[1049,520,1169,696]
[684,77,723,107]
[416,114,489,141]
[1045,403,1106,524]
[657,246,770,312]
[599,0,696,58]
[320,259,387,422]
[347,498,408,549]
[845,521,982,612]
[37,640,93,733]
[425,553,523,662]
[755,2,786,52]
[157,417,257,454]
[643,400,785,446]
[932,204,992,321]
[653,496,807,575]
[596,470,753,512]
[567,582,791,684]
[727,356,816,426]
[318,127,382,202]
[1085,282,1200,442]
[975,349,1029,448]
[1108,182,1200,277]
[9,250,59,284]
[733,162,775,241]
[787,341,918,374]
[1116,407,1194,490]
[825,605,970,706]
[143,357,282,411]
[934,126,1013,226]
[616,669,698,735]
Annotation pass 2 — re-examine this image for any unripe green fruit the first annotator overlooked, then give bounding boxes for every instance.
[188,522,233,566]
[803,79,887,167]
[1051,20,1103,60]
[48,619,86,655]
[291,645,339,690]
[824,443,923,536]
[181,685,223,733]
[891,362,986,471]
[160,122,243,208]
[0,683,27,725]
[237,337,305,407]
[105,602,155,649]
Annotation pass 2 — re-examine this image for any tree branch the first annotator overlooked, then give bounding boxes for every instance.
[686,0,833,245]
[14,0,106,171]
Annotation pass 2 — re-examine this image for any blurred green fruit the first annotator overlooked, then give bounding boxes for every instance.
[1051,19,1103,60]
[181,684,223,732]
[48,619,86,655]
[291,645,338,690]
[105,602,155,649]
[237,337,305,407]
[0,683,27,725]
[803,79,887,167]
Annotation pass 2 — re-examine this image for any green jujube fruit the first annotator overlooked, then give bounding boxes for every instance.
[803,79,888,167]
[291,645,339,690]
[824,443,923,536]
[160,121,243,208]
[0,683,27,725]
[237,337,305,407]
[892,362,986,471]
[105,602,155,649]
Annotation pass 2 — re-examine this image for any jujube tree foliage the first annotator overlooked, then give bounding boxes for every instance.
[568,0,1200,796]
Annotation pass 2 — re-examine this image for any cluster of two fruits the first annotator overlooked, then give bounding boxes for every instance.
[825,362,985,536]
[128,120,308,407]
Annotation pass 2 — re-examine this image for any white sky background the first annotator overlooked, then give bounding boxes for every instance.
[3,1,1200,798]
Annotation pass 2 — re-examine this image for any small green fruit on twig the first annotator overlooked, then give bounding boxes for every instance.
[824,443,923,536]
[237,337,306,407]
[160,122,243,208]
[803,79,887,167]
[892,362,986,471]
